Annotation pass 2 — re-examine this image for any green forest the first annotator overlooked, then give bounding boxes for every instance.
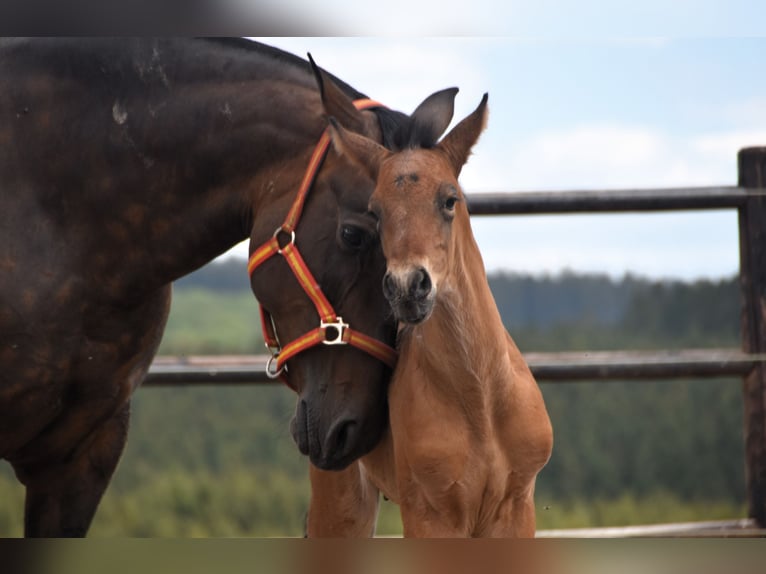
[0,258,746,536]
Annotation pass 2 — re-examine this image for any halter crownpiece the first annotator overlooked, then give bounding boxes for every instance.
[248,98,398,389]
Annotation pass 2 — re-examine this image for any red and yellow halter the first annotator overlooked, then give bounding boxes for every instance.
[248,99,398,389]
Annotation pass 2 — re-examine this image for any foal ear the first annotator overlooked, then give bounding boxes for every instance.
[408,87,459,148]
[309,53,369,134]
[437,93,489,177]
[327,117,390,181]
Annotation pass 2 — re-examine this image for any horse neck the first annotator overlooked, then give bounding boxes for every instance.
[402,210,512,412]
[122,81,323,283]
[59,39,329,296]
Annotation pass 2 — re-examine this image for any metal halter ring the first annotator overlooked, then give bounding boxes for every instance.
[273,226,296,254]
[265,354,285,379]
[320,317,349,345]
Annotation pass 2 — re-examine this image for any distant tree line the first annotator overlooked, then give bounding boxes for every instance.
[179,257,740,348]
[2,259,740,535]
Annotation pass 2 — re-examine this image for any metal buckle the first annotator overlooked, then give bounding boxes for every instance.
[273,226,296,254]
[321,317,349,345]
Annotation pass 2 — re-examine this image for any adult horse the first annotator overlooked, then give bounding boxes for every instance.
[0,37,451,536]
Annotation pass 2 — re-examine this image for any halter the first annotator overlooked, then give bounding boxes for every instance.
[248,99,398,389]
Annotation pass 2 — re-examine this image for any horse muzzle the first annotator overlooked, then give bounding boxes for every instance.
[291,398,364,470]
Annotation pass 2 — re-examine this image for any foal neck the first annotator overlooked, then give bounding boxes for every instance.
[401,210,511,400]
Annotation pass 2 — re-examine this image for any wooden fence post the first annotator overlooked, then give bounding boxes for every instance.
[738,146,766,526]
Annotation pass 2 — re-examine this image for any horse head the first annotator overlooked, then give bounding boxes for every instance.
[248,64,463,470]
[328,91,489,326]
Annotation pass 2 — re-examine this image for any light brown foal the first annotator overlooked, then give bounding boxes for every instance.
[308,92,553,538]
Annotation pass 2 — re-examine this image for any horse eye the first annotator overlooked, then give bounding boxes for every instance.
[341,225,366,249]
[444,196,458,211]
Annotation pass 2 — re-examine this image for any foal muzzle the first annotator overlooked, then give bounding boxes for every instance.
[383,267,435,324]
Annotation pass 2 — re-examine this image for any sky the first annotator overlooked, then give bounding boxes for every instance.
[218,5,766,280]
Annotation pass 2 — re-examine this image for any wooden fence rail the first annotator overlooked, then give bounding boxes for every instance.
[146,349,764,386]
[146,146,766,534]
[465,185,749,214]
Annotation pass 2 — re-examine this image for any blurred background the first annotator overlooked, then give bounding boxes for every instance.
[0,262,745,536]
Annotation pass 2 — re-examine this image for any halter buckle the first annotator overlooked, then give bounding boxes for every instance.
[321,317,349,345]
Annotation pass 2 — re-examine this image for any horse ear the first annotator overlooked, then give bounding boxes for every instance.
[327,116,390,181]
[437,93,488,177]
[408,87,459,148]
[309,53,368,134]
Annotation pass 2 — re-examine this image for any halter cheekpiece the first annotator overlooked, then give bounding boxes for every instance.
[248,99,398,389]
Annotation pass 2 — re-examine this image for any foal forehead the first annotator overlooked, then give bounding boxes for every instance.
[377,150,453,200]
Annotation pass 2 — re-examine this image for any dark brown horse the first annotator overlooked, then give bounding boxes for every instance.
[0,38,450,536]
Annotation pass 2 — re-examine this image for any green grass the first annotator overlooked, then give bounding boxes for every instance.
[536,492,745,531]
[0,465,745,537]
[159,289,264,355]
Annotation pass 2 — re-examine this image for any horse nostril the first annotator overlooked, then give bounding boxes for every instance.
[382,272,396,300]
[325,418,358,459]
[411,267,432,299]
[292,399,310,456]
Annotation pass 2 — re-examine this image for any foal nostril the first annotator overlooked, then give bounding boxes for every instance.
[410,267,432,299]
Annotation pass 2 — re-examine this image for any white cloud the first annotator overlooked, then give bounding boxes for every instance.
[458,121,759,279]
[722,97,766,126]
[693,130,766,160]
[461,123,766,193]
[470,211,740,280]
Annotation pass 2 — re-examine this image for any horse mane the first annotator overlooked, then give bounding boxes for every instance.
[202,38,362,95]
[202,38,414,152]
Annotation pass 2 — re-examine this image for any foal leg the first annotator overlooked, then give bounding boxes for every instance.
[306,462,380,537]
[14,403,130,537]
[509,495,538,538]
[399,504,468,538]
[396,475,472,537]
[484,491,537,538]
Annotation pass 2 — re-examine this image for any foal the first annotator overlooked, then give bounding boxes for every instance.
[313,93,553,537]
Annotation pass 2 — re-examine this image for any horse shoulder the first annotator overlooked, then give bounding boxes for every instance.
[498,332,554,483]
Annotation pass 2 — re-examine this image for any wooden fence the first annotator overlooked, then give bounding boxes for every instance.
[145,146,766,535]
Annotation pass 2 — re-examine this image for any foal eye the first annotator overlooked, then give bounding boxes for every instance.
[341,225,366,249]
[438,185,459,220]
[440,194,459,222]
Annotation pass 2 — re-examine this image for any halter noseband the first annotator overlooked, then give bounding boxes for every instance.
[247,99,398,389]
